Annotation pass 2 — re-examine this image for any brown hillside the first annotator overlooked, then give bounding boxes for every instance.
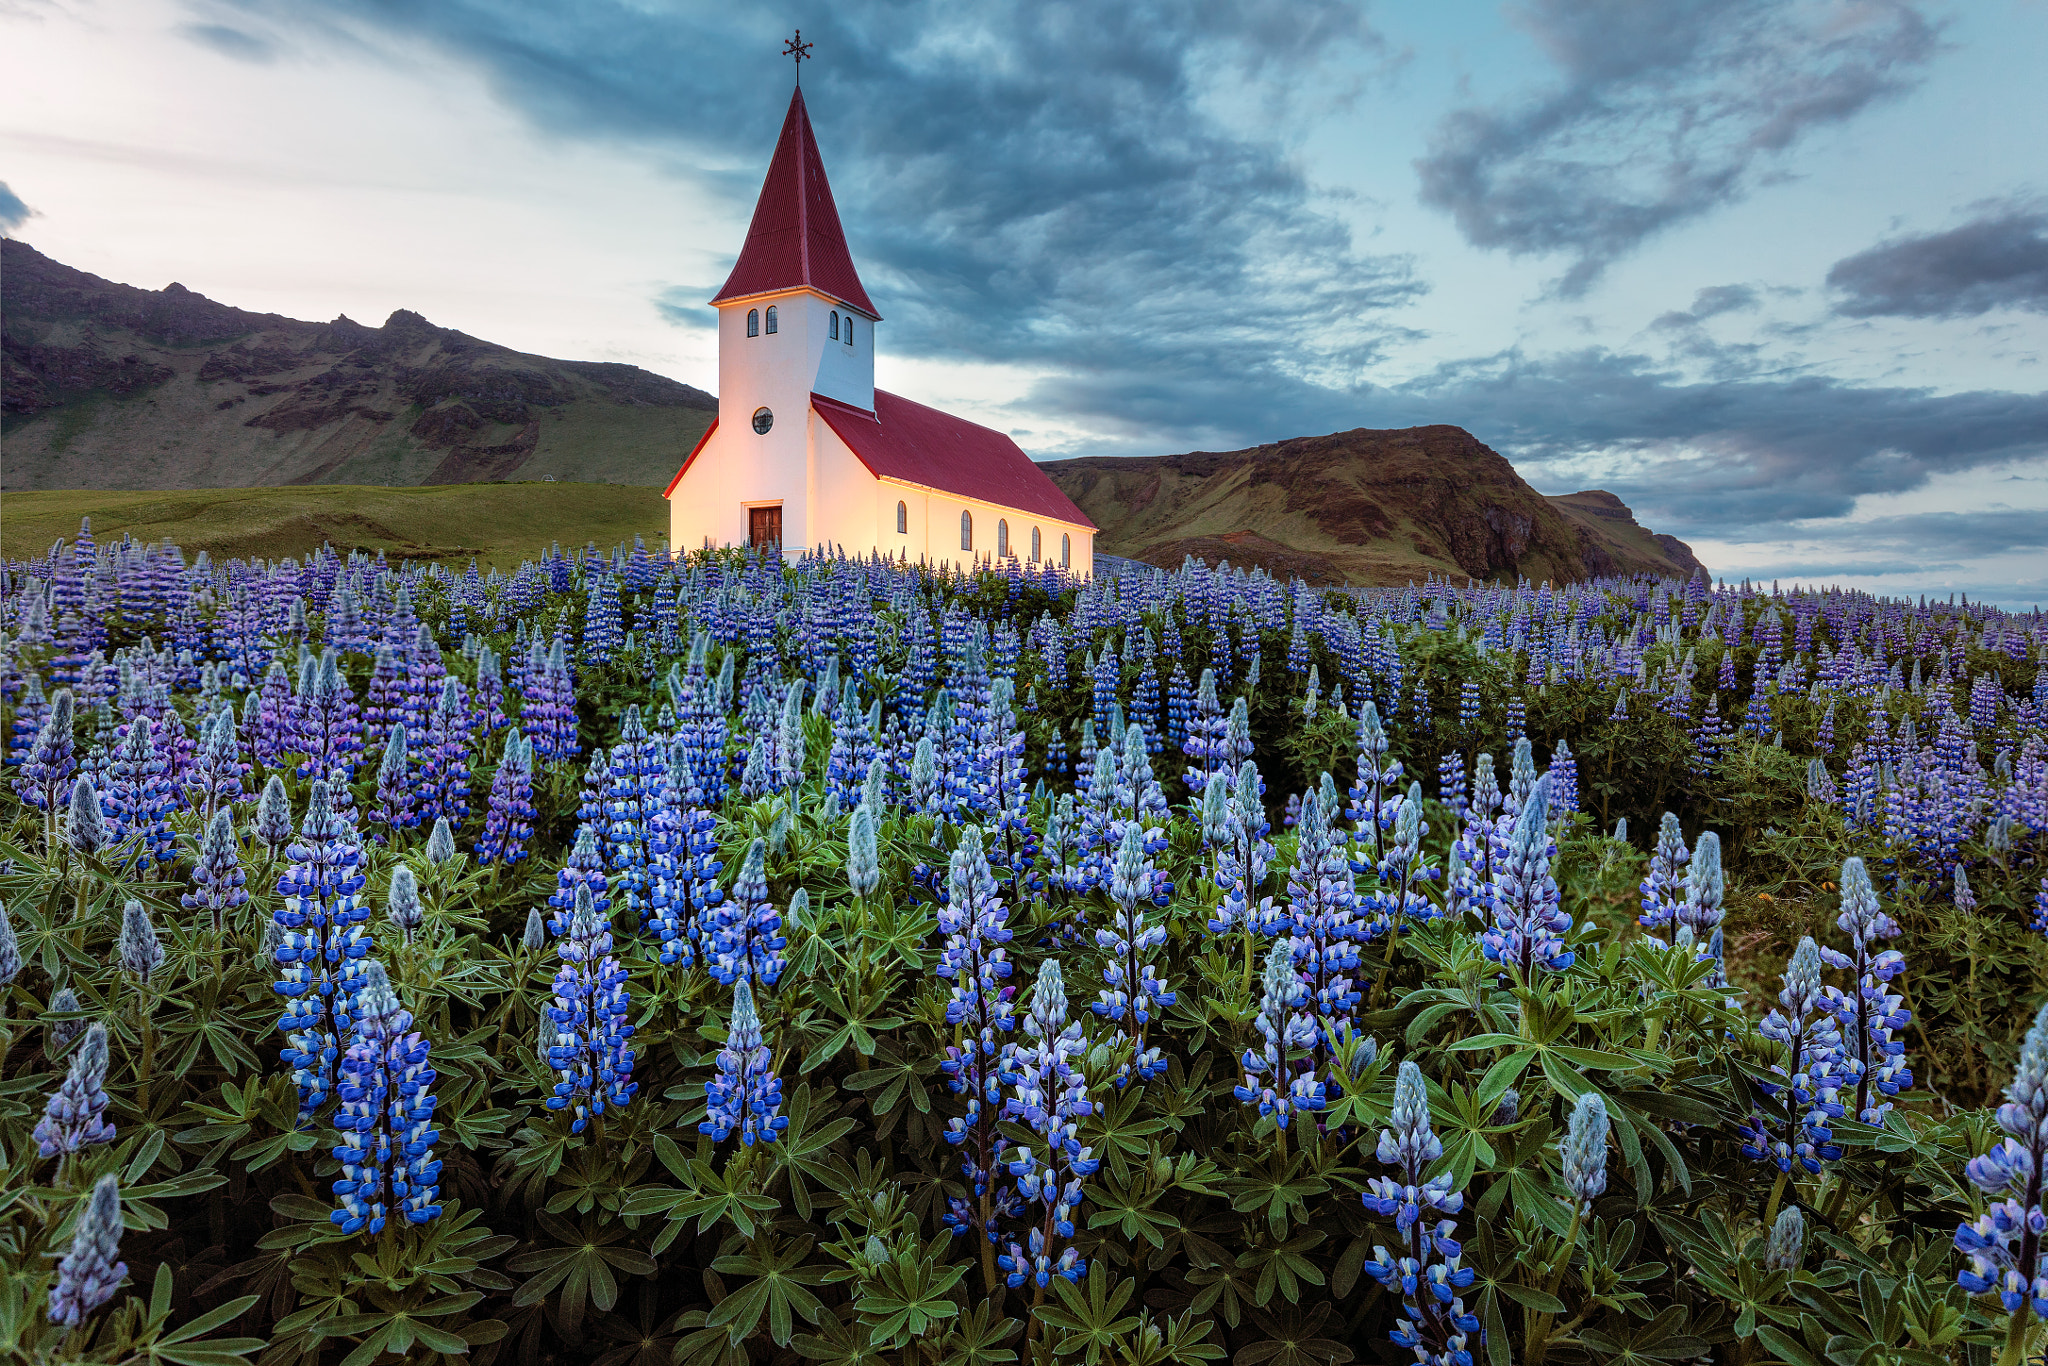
[1,239,715,490]
[1042,425,1704,586]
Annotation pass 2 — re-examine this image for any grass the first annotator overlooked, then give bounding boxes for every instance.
[0,482,670,569]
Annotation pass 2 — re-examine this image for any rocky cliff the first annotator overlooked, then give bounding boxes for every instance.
[1041,424,1705,586]
[1,239,714,489]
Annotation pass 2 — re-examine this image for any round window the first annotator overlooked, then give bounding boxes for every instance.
[751,407,774,435]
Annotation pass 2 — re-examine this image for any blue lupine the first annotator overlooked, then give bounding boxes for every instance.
[118,898,165,982]
[1675,830,1725,939]
[1638,812,1690,934]
[1560,1091,1610,1212]
[1957,1001,2048,1322]
[371,724,418,839]
[103,715,176,872]
[477,731,537,867]
[1362,1061,1482,1366]
[706,838,787,987]
[182,807,249,933]
[1765,1206,1806,1271]
[1739,937,1845,1174]
[998,959,1098,1289]
[34,1021,116,1159]
[1818,857,1911,1126]
[545,884,637,1132]
[1182,667,1230,796]
[386,866,424,943]
[1285,784,1366,1055]
[1481,776,1574,977]
[701,977,787,1146]
[937,826,1018,1236]
[272,781,375,1122]
[46,1175,126,1331]
[1093,823,1175,1085]
[1234,941,1323,1130]
[330,962,442,1234]
[17,689,78,833]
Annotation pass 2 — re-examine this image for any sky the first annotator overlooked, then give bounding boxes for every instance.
[3,0,2046,605]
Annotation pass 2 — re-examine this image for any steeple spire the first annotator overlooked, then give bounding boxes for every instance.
[709,86,879,318]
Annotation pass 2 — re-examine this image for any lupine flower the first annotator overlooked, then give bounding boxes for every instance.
[523,907,547,951]
[1363,1061,1481,1366]
[1764,1206,1805,1271]
[387,866,424,943]
[104,716,176,872]
[0,900,17,989]
[701,977,787,1146]
[848,803,881,898]
[65,774,111,859]
[182,808,249,933]
[1285,783,1367,1075]
[272,781,374,1122]
[545,884,637,1132]
[1482,776,1574,977]
[253,773,294,860]
[1740,937,1845,1174]
[371,725,418,839]
[1957,1001,2048,1320]
[705,839,787,986]
[34,1021,116,1158]
[1234,941,1322,1129]
[1954,865,1978,913]
[47,986,87,1054]
[998,959,1098,1289]
[1818,857,1911,1126]
[331,961,442,1234]
[1560,1092,1610,1211]
[936,826,1019,1236]
[1675,831,1725,939]
[18,688,78,823]
[477,731,537,867]
[118,899,165,982]
[46,1175,126,1330]
[425,817,457,866]
[1093,822,1174,1085]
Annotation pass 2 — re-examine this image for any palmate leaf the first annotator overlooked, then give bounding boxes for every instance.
[1235,1303,1354,1366]
[506,1212,656,1337]
[851,1232,966,1349]
[1038,1260,1139,1364]
[771,1082,859,1221]
[707,1235,829,1346]
[923,1300,1020,1366]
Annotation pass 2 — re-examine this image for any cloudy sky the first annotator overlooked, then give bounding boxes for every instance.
[4,0,2046,604]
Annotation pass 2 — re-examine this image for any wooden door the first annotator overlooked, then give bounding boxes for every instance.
[748,505,782,549]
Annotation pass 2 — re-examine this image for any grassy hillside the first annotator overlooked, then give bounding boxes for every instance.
[0,483,669,569]
[1,239,714,490]
[1044,425,1705,587]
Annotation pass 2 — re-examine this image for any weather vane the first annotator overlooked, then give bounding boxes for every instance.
[783,29,812,84]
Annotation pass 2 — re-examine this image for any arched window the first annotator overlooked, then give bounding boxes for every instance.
[746,309,759,337]
[1061,533,1071,568]
[997,519,1009,558]
[764,306,778,334]
[960,510,973,552]
[1031,526,1041,561]
[846,317,855,349]
[896,500,907,534]
[830,310,840,340]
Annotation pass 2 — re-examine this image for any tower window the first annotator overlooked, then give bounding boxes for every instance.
[896,500,907,534]
[960,510,973,552]
[1061,533,1071,568]
[764,305,778,334]
[997,519,1009,558]
[746,309,759,337]
[830,310,840,340]
[1031,526,1041,561]
[846,318,855,349]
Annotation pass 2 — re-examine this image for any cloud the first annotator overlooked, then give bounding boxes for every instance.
[177,22,279,62]
[1651,283,1760,330]
[233,0,1423,420]
[0,180,31,233]
[651,285,720,330]
[1827,202,2048,318]
[1415,0,1943,294]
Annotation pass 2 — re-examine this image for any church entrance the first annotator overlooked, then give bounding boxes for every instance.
[748,505,783,549]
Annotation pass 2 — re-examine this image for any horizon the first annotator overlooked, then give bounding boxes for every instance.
[3,0,2045,606]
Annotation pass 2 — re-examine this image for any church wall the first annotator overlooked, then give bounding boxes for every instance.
[875,477,1094,577]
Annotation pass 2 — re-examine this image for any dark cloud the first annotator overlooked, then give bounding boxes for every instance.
[242,0,1420,403]
[1828,203,2048,318]
[1651,283,1760,330]
[0,181,30,234]
[1416,0,1942,295]
[651,285,719,331]
[177,22,279,62]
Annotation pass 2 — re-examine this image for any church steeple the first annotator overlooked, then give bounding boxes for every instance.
[710,86,879,318]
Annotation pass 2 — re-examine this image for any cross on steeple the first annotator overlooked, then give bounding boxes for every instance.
[783,29,813,84]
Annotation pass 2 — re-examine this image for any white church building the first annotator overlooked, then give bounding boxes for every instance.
[665,86,1095,575]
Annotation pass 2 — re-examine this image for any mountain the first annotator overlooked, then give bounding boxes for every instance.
[1041,424,1705,586]
[1,239,714,490]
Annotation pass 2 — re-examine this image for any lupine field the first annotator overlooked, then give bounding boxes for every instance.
[3,522,2048,1366]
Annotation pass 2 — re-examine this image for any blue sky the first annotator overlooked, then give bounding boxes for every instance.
[3,0,2045,603]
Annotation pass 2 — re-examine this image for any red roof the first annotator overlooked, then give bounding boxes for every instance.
[710,87,879,318]
[813,390,1095,528]
[664,418,718,497]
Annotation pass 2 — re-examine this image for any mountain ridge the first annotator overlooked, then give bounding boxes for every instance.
[1,238,714,489]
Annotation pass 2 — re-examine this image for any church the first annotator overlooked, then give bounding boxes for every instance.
[664,83,1095,576]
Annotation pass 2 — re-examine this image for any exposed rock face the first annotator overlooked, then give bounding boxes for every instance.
[1,239,716,489]
[1043,425,1704,586]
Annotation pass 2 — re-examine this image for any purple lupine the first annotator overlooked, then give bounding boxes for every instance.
[700,976,786,1146]
[1739,938,1845,1174]
[545,884,638,1133]
[1181,666,1230,796]
[706,838,787,987]
[549,825,612,922]
[1819,857,1911,1126]
[330,961,442,1234]
[1956,1001,2048,1325]
[477,731,537,868]
[997,959,1098,1289]
[1234,941,1323,1131]
[16,688,77,840]
[294,649,363,780]
[103,716,176,873]
[186,707,247,823]
[1362,1061,1481,1366]
[272,781,374,1122]
[1285,783,1366,1068]
[938,826,1019,1244]
[371,724,419,841]
[34,1021,116,1159]
[1482,775,1574,977]
[182,808,249,933]
[523,639,580,764]
[1093,823,1174,1086]
[46,1175,126,1331]
[418,676,473,827]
